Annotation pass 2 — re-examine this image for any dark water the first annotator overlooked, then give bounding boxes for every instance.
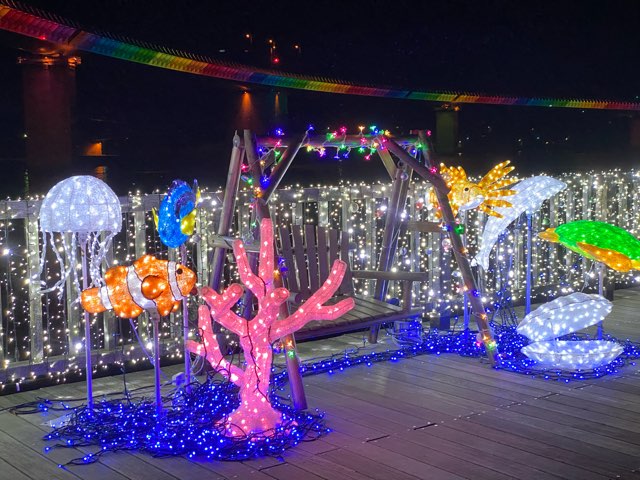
[1,48,638,197]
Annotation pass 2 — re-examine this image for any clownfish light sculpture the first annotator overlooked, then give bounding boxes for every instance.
[81,255,197,318]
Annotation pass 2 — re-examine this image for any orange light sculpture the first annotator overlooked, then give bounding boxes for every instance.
[430,160,518,218]
[81,255,197,318]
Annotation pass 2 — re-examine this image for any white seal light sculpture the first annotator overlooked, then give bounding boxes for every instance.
[39,175,122,295]
[476,176,566,270]
[517,292,623,369]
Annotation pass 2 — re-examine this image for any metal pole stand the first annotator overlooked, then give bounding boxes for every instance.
[80,235,93,412]
[461,212,470,331]
[150,311,163,415]
[525,213,533,315]
[180,245,191,391]
[597,262,605,340]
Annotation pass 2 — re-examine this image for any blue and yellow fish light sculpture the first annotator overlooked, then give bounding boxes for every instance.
[81,255,197,318]
[153,179,200,248]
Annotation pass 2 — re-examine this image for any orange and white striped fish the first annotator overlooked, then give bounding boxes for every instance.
[81,255,197,318]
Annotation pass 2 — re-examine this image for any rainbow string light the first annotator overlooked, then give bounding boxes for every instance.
[1,0,640,110]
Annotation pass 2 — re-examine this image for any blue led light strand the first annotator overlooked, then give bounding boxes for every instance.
[25,324,639,466]
[42,378,327,465]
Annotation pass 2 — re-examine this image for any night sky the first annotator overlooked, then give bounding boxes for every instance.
[1,0,639,194]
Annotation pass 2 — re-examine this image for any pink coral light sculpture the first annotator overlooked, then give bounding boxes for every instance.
[187,218,354,437]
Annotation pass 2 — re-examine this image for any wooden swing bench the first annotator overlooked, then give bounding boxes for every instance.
[277,224,428,341]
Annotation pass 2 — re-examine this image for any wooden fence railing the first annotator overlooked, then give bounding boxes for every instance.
[0,169,638,384]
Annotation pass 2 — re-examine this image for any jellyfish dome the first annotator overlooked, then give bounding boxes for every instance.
[39,176,122,296]
[40,176,122,234]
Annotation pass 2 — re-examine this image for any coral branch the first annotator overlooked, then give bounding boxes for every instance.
[269,260,352,341]
[258,218,275,284]
[200,285,246,336]
[186,305,244,385]
[304,260,348,306]
[234,239,266,300]
[270,297,354,341]
[190,218,354,437]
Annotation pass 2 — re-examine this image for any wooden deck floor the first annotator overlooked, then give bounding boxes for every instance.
[1,290,640,479]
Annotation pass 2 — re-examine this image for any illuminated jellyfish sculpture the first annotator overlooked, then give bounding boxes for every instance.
[517,293,623,370]
[39,175,122,408]
[39,175,122,295]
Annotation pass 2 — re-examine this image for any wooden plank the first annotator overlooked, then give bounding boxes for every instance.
[405,220,442,233]
[316,227,329,283]
[466,409,640,469]
[506,401,640,445]
[2,378,272,480]
[319,447,424,480]
[303,383,435,430]
[261,462,326,480]
[373,360,536,405]
[376,145,397,179]
[433,421,617,479]
[0,428,77,480]
[340,441,465,480]
[0,412,126,480]
[128,452,223,480]
[283,448,372,480]
[371,434,518,480]
[5,403,177,480]
[339,231,354,295]
[0,457,32,480]
[305,224,320,292]
[403,356,557,398]
[291,226,310,297]
[328,229,339,267]
[309,368,473,419]
[278,226,299,293]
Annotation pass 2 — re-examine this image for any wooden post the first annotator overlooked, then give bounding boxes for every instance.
[180,244,191,388]
[240,130,264,320]
[547,196,557,285]
[597,262,605,339]
[150,310,163,415]
[80,237,93,411]
[369,163,412,343]
[209,132,244,290]
[564,189,574,283]
[25,203,44,364]
[461,211,470,330]
[319,198,329,227]
[260,132,309,201]
[195,206,209,288]
[385,133,498,364]
[132,197,149,343]
[377,146,398,180]
[0,271,3,362]
[64,232,81,353]
[525,213,533,315]
[101,232,116,351]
